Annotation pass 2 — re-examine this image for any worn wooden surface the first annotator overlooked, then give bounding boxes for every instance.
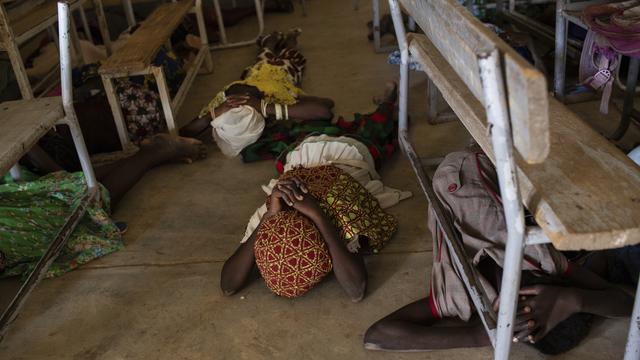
[99,0,193,75]
[400,0,549,164]
[0,97,63,176]
[409,34,640,250]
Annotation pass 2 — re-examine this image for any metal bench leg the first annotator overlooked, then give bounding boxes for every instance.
[300,0,307,16]
[372,0,396,53]
[554,0,568,100]
[101,76,133,150]
[70,14,85,66]
[59,1,97,190]
[9,166,22,181]
[195,0,213,72]
[624,278,640,360]
[611,57,639,141]
[123,0,136,28]
[92,0,113,55]
[79,6,94,43]
[152,66,178,136]
[478,50,527,360]
[0,4,34,99]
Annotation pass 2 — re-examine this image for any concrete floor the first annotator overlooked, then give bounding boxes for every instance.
[0,1,635,359]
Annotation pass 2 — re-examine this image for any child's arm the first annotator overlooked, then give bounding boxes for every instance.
[276,180,367,302]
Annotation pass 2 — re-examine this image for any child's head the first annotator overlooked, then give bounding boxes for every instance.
[254,210,332,298]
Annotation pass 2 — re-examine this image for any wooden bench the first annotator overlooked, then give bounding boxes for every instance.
[0,1,98,337]
[0,0,112,99]
[99,0,212,149]
[389,0,640,357]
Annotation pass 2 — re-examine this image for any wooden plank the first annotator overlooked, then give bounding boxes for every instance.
[400,0,549,164]
[409,34,640,251]
[99,0,193,75]
[0,97,63,175]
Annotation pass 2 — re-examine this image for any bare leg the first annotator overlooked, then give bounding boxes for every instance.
[97,134,207,208]
[364,297,491,351]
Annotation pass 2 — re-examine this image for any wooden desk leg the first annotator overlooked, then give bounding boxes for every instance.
[101,76,133,150]
[152,66,178,136]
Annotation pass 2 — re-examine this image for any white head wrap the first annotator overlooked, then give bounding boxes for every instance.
[211,105,265,157]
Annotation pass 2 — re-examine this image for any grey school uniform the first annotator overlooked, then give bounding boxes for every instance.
[427,150,568,321]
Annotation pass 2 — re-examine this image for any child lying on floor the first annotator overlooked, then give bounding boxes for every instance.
[364,146,637,355]
[180,28,337,161]
[220,83,412,301]
[0,134,206,278]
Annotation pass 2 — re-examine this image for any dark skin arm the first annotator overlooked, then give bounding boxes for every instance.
[214,94,334,122]
[496,263,634,344]
[277,179,367,302]
[219,178,310,296]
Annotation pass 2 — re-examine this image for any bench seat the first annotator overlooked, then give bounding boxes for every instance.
[409,33,640,251]
[0,97,63,176]
[99,0,193,75]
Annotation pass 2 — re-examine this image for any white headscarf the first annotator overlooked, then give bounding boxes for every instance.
[211,105,265,157]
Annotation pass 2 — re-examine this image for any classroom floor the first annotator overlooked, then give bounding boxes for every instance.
[0,1,635,359]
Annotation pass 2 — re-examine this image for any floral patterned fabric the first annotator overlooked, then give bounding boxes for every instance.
[73,47,184,144]
[254,210,332,298]
[280,165,398,251]
[0,171,123,278]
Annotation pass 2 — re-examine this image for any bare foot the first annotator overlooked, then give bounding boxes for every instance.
[372,81,398,105]
[141,134,208,164]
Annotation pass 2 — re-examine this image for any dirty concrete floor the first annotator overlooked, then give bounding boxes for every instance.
[0,1,635,359]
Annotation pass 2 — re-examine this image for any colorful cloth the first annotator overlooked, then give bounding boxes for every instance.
[200,47,306,118]
[73,47,184,144]
[242,101,398,167]
[0,171,123,278]
[279,165,398,252]
[254,210,332,298]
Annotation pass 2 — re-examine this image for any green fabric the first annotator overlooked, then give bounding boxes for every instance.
[0,171,123,278]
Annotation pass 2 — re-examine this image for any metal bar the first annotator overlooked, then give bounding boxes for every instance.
[152,66,178,136]
[92,0,112,55]
[610,58,640,141]
[172,47,206,112]
[624,279,640,360]
[390,0,498,341]
[554,0,568,100]
[478,49,527,359]
[300,0,307,16]
[373,0,396,53]
[123,0,136,27]
[210,0,265,50]
[59,0,97,190]
[9,165,21,181]
[0,188,96,339]
[69,14,85,65]
[101,75,133,150]
[0,4,34,99]
[78,5,93,43]
[212,0,228,45]
[194,0,213,72]
[48,25,60,49]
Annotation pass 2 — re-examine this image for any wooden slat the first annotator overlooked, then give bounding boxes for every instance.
[400,0,549,164]
[0,97,63,175]
[409,34,640,251]
[99,0,193,75]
